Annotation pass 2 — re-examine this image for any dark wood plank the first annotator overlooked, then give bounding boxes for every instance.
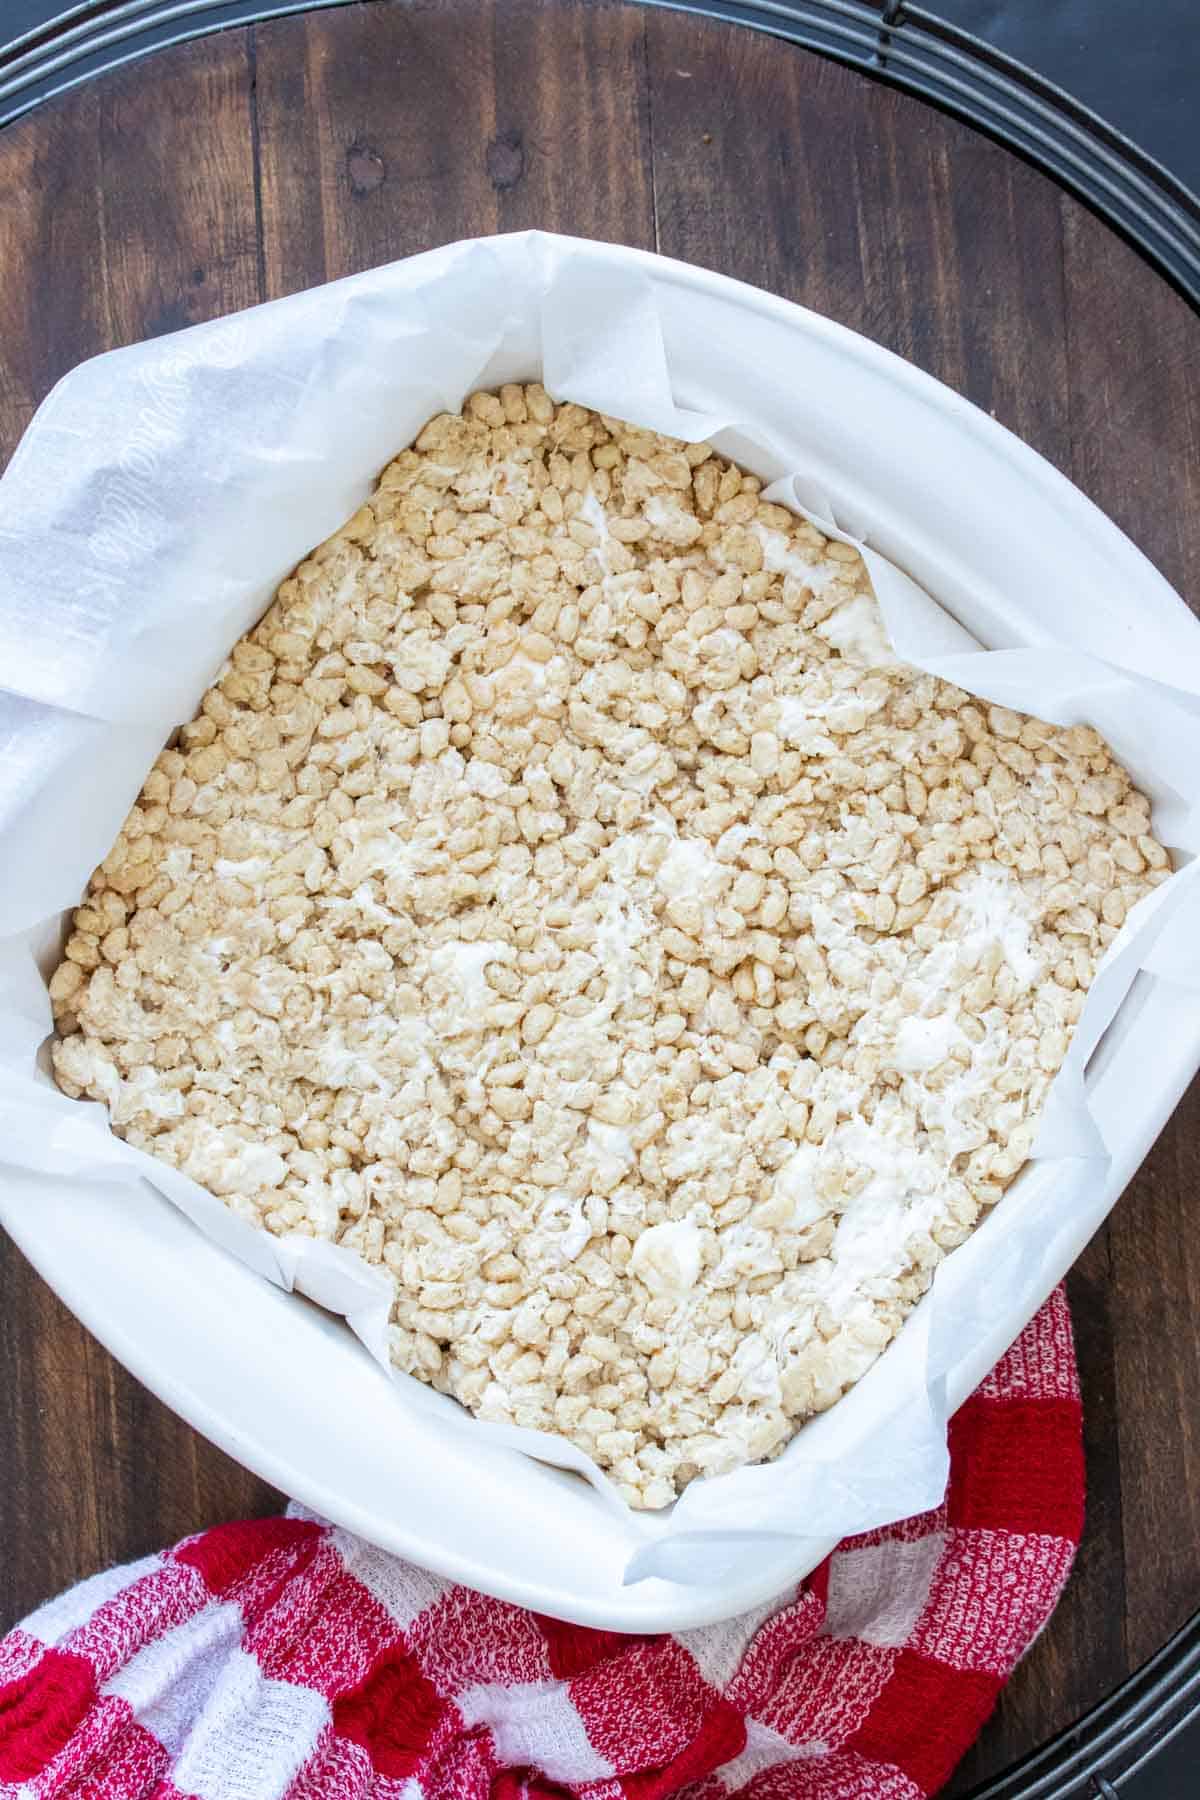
[1058,195,1200,1678]
[490,0,655,244]
[1108,1079,1200,1669]
[0,82,105,463]
[0,31,260,465]
[254,1,499,297]
[1061,194,1200,630]
[644,15,1071,469]
[0,1236,282,1625]
[1,8,1199,1787]
[98,32,261,344]
[254,0,655,300]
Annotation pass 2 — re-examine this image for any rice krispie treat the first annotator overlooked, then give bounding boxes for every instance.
[50,389,1169,1508]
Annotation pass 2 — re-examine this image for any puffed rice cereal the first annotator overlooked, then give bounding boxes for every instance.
[50,389,1170,1508]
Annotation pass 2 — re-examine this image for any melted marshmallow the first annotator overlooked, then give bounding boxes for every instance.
[630,1219,704,1299]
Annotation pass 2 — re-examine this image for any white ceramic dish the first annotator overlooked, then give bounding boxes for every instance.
[3,235,1199,1630]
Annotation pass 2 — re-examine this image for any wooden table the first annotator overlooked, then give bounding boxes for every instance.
[2,2,1199,1788]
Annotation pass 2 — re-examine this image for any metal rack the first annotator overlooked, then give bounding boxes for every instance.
[2,2,1199,1793]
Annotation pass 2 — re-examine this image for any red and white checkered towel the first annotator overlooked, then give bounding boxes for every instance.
[0,1289,1083,1800]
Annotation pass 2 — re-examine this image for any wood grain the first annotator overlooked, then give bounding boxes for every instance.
[1058,195,1200,1678]
[1109,1082,1200,1669]
[0,81,105,449]
[253,0,657,299]
[644,16,1071,468]
[491,0,655,245]
[255,1,498,296]
[0,1234,282,1624]
[1061,196,1200,631]
[97,30,261,343]
[0,2,1198,1785]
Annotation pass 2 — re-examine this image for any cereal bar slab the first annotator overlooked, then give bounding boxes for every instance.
[50,390,1169,1507]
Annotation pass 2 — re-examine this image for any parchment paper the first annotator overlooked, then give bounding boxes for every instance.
[3,231,1200,1587]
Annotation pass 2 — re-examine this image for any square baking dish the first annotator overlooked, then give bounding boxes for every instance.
[3,234,1199,1630]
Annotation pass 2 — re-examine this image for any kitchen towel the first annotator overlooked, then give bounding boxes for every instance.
[0,1288,1083,1799]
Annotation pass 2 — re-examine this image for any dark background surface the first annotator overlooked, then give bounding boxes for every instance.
[931,0,1199,196]
[1132,1733,1195,1798]
[1,1,1199,1795]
